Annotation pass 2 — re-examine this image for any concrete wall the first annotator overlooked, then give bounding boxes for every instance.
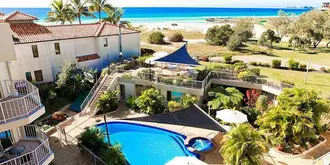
[0,62,10,98]
[9,33,141,83]
[0,23,16,62]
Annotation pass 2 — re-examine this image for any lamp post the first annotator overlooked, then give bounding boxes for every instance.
[103,115,111,146]
[119,52,123,65]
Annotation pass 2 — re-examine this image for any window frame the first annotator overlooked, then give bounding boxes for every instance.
[25,72,32,82]
[103,38,108,47]
[54,42,61,55]
[31,45,39,58]
[34,70,44,82]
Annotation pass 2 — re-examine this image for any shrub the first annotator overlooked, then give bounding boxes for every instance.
[141,48,155,56]
[223,55,233,64]
[168,101,183,112]
[96,90,119,114]
[197,68,211,81]
[280,80,295,86]
[248,68,260,76]
[256,95,268,111]
[227,34,243,51]
[234,62,248,72]
[180,93,198,108]
[122,73,133,79]
[261,63,271,68]
[100,144,126,165]
[148,32,165,44]
[205,25,234,46]
[288,59,300,70]
[327,68,330,73]
[127,96,138,110]
[272,59,282,68]
[52,111,67,121]
[250,62,258,66]
[168,32,184,42]
[300,64,307,71]
[137,69,155,80]
[237,71,256,82]
[135,88,164,114]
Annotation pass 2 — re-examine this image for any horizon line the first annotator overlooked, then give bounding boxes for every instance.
[0,6,316,9]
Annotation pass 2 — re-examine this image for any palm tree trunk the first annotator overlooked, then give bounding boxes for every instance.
[79,17,81,24]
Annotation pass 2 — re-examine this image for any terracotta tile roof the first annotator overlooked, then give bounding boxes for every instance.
[76,54,100,62]
[10,22,139,44]
[0,11,38,21]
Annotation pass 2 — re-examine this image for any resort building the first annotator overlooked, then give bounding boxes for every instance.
[321,2,330,11]
[0,23,54,164]
[0,11,141,83]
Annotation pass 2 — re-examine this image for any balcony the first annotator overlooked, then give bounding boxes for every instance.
[0,80,45,132]
[0,125,54,165]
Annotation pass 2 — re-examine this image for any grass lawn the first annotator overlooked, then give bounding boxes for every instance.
[258,67,330,97]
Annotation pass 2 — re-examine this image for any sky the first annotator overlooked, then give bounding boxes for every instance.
[0,0,325,8]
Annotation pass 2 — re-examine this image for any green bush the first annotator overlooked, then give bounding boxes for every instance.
[256,95,268,111]
[272,59,282,68]
[137,69,155,80]
[237,71,256,82]
[141,48,155,56]
[148,32,165,44]
[205,25,234,46]
[100,144,126,165]
[234,62,248,72]
[227,34,243,51]
[248,68,260,76]
[327,68,330,73]
[168,101,183,112]
[288,59,300,70]
[250,62,258,66]
[223,55,233,64]
[96,91,119,114]
[122,73,133,79]
[127,96,138,110]
[300,64,307,70]
[135,88,164,114]
[261,63,271,68]
[168,32,184,42]
[180,93,198,108]
[280,80,295,86]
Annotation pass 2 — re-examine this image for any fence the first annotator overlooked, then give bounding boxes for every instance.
[0,125,52,165]
[63,132,108,165]
[0,80,42,123]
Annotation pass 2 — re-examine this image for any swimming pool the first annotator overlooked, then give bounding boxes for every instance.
[96,121,197,165]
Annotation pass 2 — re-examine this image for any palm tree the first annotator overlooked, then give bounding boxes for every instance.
[102,6,131,28]
[207,87,244,110]
[88,0,112,22]
[47,0,74,25]
[221,124,268,165]
[69,0,95,24]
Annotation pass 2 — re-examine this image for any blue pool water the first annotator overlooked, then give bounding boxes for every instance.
[96,121,197,165]
[188,137,214,152]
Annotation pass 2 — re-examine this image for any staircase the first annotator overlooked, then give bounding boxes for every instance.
[89,75,115,112]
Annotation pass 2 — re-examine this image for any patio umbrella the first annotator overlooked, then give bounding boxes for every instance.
[216,109,248,124]
[165,156,207,165]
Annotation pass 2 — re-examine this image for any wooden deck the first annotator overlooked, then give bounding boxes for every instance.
[6,139,41,160]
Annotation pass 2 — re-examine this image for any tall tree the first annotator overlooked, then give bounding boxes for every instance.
[102,7,131,28]
[47,0,74,25]
[69,0,95,24]
[258,29,281,49]
[268,10,294,40]
[233,18,254,42]
[221,124,268,165]
[205,25,234,46]
[294,10,326,49]
[88,0,112,22]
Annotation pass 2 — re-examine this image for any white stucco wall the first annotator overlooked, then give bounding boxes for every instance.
[0,23,16,62]
[9,33,141,83]
[0,62,10,98]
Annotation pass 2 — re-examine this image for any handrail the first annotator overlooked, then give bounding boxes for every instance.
[0,125,52,165]
[0,80,41,123]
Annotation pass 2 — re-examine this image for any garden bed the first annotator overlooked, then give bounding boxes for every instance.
[271,136,327,158]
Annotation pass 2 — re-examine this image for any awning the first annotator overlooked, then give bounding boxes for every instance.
[125,105,227,132]
[155,43,200,66]
[76,54,100,62]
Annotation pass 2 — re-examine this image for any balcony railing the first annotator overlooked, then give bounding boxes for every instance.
[0,125,52,165]
[0,80,42,123]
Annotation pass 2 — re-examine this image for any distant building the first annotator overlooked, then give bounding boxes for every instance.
[320,2,330,11]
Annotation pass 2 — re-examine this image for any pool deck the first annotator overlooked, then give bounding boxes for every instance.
[49,102,224,164]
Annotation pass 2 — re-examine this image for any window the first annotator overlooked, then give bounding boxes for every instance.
[167,91,172,101]
[31,45,39,58]
[54,43,61,55]
[25,72,32,82]
[103,38,108,47]
[34,70,43,82]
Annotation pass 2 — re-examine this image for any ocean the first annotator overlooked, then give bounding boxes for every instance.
[0,7,312,24]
